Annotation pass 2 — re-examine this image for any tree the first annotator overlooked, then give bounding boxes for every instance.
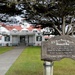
[0,0,22,14]
[23,0,75,35]
[0,0,75,35]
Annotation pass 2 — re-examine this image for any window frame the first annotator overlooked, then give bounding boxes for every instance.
[5,36,10,41]
[36,36,42,41]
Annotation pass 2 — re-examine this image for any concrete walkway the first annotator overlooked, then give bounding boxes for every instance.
[0,46,25,75]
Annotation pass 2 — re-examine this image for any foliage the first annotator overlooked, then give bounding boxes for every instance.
[0,0,75,35]
[24,0,75,35]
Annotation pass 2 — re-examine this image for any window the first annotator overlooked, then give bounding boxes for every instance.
[36,36,42,41]
[33,30,37,32]
[5,36,10,41]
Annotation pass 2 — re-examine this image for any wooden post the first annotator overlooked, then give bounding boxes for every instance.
[43,61,53,75]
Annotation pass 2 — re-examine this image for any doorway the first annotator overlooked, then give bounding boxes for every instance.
[20,36,26,45]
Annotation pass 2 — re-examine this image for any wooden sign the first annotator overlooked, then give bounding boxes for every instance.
[41,35,75,61]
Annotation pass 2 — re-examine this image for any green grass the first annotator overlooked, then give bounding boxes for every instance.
[0,46,13,54]
[6,46,43,75]
[6,46,75,75]
[54,58,75,75]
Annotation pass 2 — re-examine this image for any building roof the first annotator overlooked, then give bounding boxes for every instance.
[27,25,34,31]
[0,22,42,32]
[13,26,22,31]
[2,25,22,31]
[44,35,49,39]
[5,26,14,31]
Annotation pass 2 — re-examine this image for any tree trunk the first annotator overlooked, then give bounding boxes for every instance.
[62,16,65,35]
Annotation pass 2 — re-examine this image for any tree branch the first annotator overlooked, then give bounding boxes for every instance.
[53,24,62,35]
[66,23,72,34]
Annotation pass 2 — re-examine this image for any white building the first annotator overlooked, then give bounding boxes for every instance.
[0,23,42,46]
[0,22,54,46]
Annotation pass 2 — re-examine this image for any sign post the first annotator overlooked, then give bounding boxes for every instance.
[41,35,75,75]
[43,61,53,75]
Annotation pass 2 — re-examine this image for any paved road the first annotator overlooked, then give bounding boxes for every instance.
[0,46,25,75]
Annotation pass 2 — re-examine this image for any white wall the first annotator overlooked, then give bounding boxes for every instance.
[0,35,12,46]
[0,35,3,46]
[34,33,44,46]
[29,35,35,45]
[12,35,20,46]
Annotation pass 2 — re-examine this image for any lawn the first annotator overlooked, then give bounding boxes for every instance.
[0,46,13,54]
[6,46,75,75]
[54,58,75,75]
